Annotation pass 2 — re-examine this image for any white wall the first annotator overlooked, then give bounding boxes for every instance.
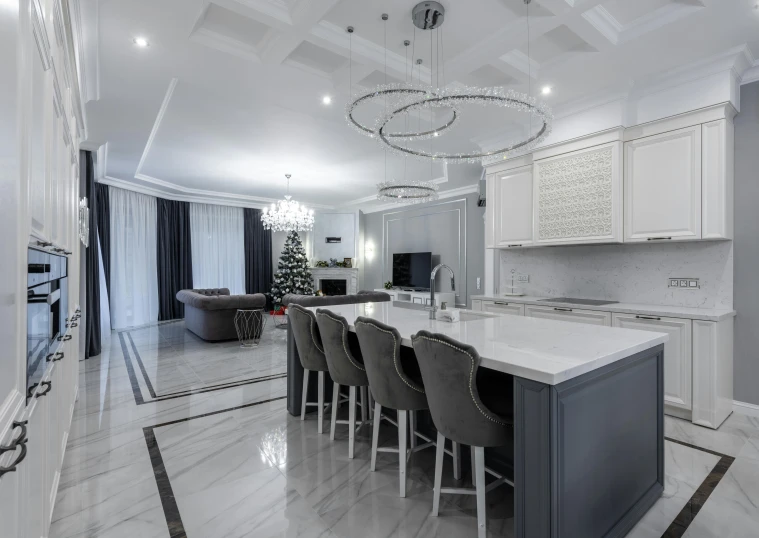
[499,241,733,309]
[312,212,356,262]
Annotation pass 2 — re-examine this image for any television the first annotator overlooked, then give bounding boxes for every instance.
[392,252,432,290]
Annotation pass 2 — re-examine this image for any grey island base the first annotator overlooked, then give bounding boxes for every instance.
[287,303,667,538]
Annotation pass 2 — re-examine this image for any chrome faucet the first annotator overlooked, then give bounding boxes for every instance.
[428,264,455,319]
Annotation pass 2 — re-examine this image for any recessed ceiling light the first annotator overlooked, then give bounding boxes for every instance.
[541,86,552,95]
[133,37,149,48]
[433,132,439,137]
[322,95,332,105]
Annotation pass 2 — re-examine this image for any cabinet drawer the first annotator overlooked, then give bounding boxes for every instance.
[481,301,524,316]
[525,305,611,326]
[612,313,692,411]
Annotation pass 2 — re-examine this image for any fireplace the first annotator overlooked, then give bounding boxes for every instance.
[321,279,347,296]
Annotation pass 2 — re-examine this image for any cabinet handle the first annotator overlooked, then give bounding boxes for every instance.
[64,250,72,255]
[58,334,72,342]
[646,237,672,241]
[35,381,52,398]
[507,244,522,248]
[635,315,662,321]
[493,302,510,306]
[0,441,27,478]
[554,307,573,312]
[46,352,64,362]
[35,241,52,247]
[0,422,27,451]
[67,322,78,328]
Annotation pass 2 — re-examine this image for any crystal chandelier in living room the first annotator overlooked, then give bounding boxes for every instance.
[260,174,314,232]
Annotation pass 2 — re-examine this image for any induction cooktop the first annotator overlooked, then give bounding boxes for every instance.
[537,297,619,306]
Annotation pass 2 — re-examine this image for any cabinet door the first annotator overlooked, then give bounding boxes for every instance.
[0,426,22,538]
[471,300,482,311]
[24,392,50,538]
[612,314,692,411]
[534,142,622,246]
[485,174,496,249]
[494,166,533,247]
[702,119,733,240]
[482,301,524,316]
[525,305,611,326]
[624,126,702,241]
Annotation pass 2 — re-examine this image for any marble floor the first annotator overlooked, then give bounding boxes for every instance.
[50,320,759,538]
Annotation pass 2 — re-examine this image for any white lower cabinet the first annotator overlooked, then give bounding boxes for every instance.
[525,305,612,326]
[612,314,692,412]
[480,300,525,316]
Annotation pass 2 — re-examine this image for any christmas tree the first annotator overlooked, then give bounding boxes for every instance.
[269,231,314,309]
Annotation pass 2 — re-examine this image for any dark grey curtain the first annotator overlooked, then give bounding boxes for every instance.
[157,198,193,320]
[82,150,101,358]
[95,182,110,300]
[243,208,273,306]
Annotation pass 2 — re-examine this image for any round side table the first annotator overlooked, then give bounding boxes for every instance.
[234,309,266,348]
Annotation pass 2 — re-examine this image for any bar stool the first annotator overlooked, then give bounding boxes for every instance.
[355,316,463,497]
[411,330,514,538]
[315,309,370,459]
[288,304,330,434]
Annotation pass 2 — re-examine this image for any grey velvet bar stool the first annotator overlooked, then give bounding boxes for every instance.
[315,309,370,459]
[411,330,514,538]
[288,304,331,434]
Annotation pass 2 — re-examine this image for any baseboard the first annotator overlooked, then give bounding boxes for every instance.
[734,399,759,417]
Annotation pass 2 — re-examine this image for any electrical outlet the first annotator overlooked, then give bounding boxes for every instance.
[669,278,699,289]
[518,274,529,283]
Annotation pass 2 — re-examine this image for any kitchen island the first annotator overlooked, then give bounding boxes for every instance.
[293,302,668,538]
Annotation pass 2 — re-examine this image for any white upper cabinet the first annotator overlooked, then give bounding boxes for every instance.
[624,126,702,242]
[533,141,623,246]
[702,119,733,240]
[486,165,533,248]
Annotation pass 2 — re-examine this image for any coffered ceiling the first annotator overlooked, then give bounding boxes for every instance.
[83,0,759,210]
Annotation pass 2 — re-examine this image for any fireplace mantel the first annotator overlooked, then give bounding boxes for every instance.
[310,267,359,295]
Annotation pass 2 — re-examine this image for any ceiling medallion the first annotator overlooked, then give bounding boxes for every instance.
[260,174,315,232]
[345,0,553,165]
[376,180,439,204]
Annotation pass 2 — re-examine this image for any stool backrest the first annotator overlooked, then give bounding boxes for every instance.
[355,317,428,411]
[315,309,368,387]
[288,304,328,371]
[411,330,512,447]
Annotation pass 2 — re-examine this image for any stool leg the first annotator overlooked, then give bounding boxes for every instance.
[452,441,461,480]
[471,445,477,486]
[300,369,310,421]
[360,386,368,423]
[409,410,417,450]
[348,386,357,459]
[371,402,382,472]
[330,382,339,441]
[398,410,407,498]
[317,372,325,434]
[432,431,445,516]
[474,446,487,538]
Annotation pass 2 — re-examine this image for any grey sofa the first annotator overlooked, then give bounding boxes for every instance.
[283,291,391,416]
[176,288,266,341]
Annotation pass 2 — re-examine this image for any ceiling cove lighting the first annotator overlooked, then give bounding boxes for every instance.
[133,37,149,48]
[260,174,315,232]
[344,0,552,165]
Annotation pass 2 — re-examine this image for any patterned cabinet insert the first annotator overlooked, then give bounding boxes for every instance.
[533,141,623,246]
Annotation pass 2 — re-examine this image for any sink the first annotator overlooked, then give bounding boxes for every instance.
[537,297,619,306]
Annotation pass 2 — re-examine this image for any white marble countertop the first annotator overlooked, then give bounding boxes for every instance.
[306,303,668,386]
[471,295,736,322]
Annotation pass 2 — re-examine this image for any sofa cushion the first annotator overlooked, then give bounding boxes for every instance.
[176,289,266,311]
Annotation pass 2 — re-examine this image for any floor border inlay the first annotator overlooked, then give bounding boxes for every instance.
[143,396,287,537]
[120,327,286,405]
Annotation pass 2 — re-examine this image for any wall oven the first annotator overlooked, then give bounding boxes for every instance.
[27,247,68,401]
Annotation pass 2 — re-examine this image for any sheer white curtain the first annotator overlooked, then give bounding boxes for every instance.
[109,187,159,329]
[190,203,245,295]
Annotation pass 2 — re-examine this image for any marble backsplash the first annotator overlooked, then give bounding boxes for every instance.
[499,241,733,309]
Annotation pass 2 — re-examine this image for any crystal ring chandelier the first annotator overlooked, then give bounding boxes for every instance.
[260,174,314,232]
[375,87,552,163]
[377,180,439,204]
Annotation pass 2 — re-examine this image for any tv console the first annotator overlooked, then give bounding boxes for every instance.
[374,289,456,308]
